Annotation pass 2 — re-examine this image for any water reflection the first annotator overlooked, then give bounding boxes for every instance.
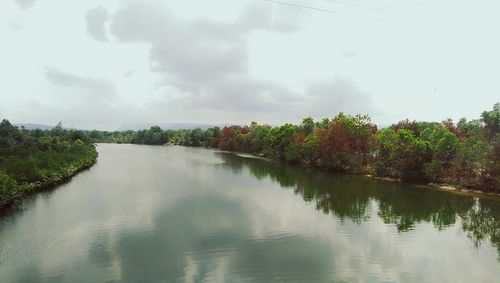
[1,145,500,282]
[93,196,337,282]
[217,152,500,257]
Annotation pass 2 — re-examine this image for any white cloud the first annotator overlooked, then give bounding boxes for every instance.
[85,6,109,42]
[0,0,499,129]
[14,0,35,10]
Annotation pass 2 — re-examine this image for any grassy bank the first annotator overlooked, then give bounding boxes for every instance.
[0,120,98,209]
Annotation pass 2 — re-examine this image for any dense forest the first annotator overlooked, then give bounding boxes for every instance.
[0,120,98,209]
[87,103,499,192]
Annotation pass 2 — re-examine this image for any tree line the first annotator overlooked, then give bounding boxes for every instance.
[87,103,499,192]
[0,120,98,209]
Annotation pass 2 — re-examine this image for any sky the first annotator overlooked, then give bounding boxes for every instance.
[0,0,499,130]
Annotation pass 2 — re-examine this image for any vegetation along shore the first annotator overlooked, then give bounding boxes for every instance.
[0,120,98,210]
[1,103,497,209]
[87,103,499,194]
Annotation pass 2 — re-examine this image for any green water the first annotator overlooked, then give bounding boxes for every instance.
[1,144,500,282]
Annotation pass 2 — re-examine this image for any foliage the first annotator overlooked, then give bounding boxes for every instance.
[316,113,377,173]
[481,103,500,140]
[0,119,98,209]
[82,103,499,192]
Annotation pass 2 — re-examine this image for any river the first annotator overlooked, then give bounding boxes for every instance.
[1,144,499,282]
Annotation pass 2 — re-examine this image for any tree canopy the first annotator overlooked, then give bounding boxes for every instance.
[79,102,499,193]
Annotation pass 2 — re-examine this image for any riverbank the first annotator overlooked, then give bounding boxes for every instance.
[216,147,500,199]
[366,174,500,198]
[0,119,99,210]
[0,152,97,211]
[85,105,499,195]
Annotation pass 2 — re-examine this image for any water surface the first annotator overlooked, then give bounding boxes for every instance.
[1,144,500,282]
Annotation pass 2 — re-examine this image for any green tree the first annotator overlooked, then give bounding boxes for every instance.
[0,171,18,207]
[481,103,500,140]
[301,117,315,135]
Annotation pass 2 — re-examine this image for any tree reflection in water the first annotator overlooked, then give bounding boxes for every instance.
[218,152,500,259]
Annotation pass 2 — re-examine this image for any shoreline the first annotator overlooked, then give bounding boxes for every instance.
[0,156,98,213]
[95,143,500,199]
[365,174,500,199]
[214,146,500,199]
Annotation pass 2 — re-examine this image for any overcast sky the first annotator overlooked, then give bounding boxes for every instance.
[1,0,499,130]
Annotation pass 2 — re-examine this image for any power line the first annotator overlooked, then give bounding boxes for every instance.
[261,0,389,22]
[262,0,346,15]
[323,0,390,12]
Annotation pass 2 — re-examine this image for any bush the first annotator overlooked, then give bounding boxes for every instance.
[0,119,98,209]
[0,171,19,207]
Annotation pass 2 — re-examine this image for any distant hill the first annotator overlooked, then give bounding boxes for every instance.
[117,123,226,131]
[14,123,54,130]
[12,122,231,132]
